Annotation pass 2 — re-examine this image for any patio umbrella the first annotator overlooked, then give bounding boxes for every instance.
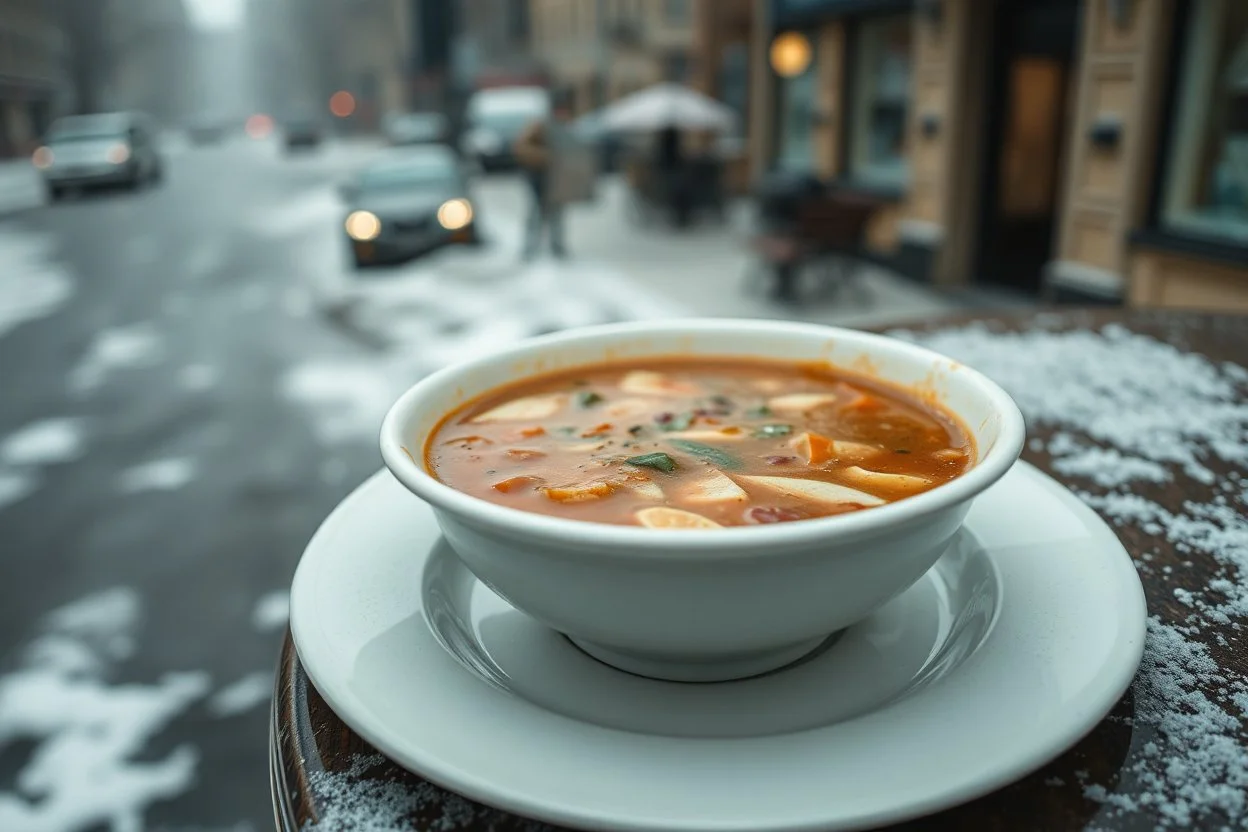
[599,82,737,132]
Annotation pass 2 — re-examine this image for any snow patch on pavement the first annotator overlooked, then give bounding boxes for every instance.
[184,0,244,31]
[45,588,141,653]
[118,457,197,494]
[0,418,86,467]
[280,360,404,445]
[0,417,86,510]
[251,591,290,632]
[70,324,164,394]
[0,160,44,216]
[283,253,687,444]
[249,185,340,240]
[178,363,219,392]
[0,231,73,340]
[0,468,38,511]
[0,588,211,832]
[207,672,272,718]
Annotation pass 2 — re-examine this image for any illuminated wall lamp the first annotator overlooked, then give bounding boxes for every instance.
[769,31,812,78]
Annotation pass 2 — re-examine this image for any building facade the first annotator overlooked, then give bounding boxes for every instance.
[0,0,71,156]
[339,0,411,124]
[530,0,699,114]
[456,0,539,88]
[272,0,411,128]
[750,0,1248,311]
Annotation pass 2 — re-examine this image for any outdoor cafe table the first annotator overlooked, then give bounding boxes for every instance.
[270,309,1248,831]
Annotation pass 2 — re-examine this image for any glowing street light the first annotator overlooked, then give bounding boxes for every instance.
[329,91,356,118]
[245,113,274,138]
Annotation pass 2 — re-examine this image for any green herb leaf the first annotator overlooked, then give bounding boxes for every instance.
[709,394,735,409]
[753,424,793,438]
[555,426,577,436]
[668,439,742,469]
[745,404,772,418]
[626,452,678,473]
[575,390,604,408]
[627,424,645,436]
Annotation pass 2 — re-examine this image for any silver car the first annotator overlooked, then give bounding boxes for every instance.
[34,112,165,200]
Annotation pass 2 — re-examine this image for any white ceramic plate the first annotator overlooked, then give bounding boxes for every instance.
[290,462,1146,831]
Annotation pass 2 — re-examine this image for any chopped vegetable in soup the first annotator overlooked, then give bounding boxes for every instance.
[425,358,973,528]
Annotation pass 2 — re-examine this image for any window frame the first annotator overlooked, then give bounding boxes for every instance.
[1143,0,1248,254]
[840,12,914,194]
[663,0,691,26]
[768,26,822,173]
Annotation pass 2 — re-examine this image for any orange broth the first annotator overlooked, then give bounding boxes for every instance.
[424,358,973,528]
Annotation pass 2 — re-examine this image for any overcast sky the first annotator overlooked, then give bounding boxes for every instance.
[183,0,245,31]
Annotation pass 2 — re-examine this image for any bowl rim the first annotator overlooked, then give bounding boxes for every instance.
[379,318,1025,556]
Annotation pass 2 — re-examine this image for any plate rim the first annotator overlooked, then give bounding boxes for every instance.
[291,461,1147,831]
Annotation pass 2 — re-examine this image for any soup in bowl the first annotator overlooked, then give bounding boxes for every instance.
[427,359,973,527]
[381,320,1025,682]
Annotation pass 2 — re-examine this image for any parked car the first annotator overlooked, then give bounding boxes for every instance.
[33,112,164,199]
[461,86,550,171]
[340,145,479,268]
[283,117,324,151]
[383,112,449,147]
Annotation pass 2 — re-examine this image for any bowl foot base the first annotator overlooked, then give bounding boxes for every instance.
[566,634,832,683]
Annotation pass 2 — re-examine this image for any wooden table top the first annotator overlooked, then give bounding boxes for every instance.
[271,309,1248,831]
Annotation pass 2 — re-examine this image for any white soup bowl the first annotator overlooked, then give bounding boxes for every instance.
[380,319,1025,682]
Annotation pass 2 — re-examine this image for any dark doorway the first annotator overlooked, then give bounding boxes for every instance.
[976,0,1080,293]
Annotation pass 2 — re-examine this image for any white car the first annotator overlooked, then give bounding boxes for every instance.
[461,86,550,171]
[33,112,164,200]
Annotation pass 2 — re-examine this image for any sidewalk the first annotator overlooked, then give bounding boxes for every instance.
[522,175,1028,328]
[0,158,44,217]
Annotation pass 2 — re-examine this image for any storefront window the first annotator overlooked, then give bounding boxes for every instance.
[1162,0,1248,244]
[720,42,750,132]
[775,46,818,171]
[848,15,912,188]
[664,0,691,25]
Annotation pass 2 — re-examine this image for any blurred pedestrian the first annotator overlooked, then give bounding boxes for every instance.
[515,88,576,260]
[654,126,693,228]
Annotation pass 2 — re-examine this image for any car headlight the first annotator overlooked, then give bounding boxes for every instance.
[32,146,53,169]
[437,198,473,230]
[106,143,131,165]
[345,210,382,241]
